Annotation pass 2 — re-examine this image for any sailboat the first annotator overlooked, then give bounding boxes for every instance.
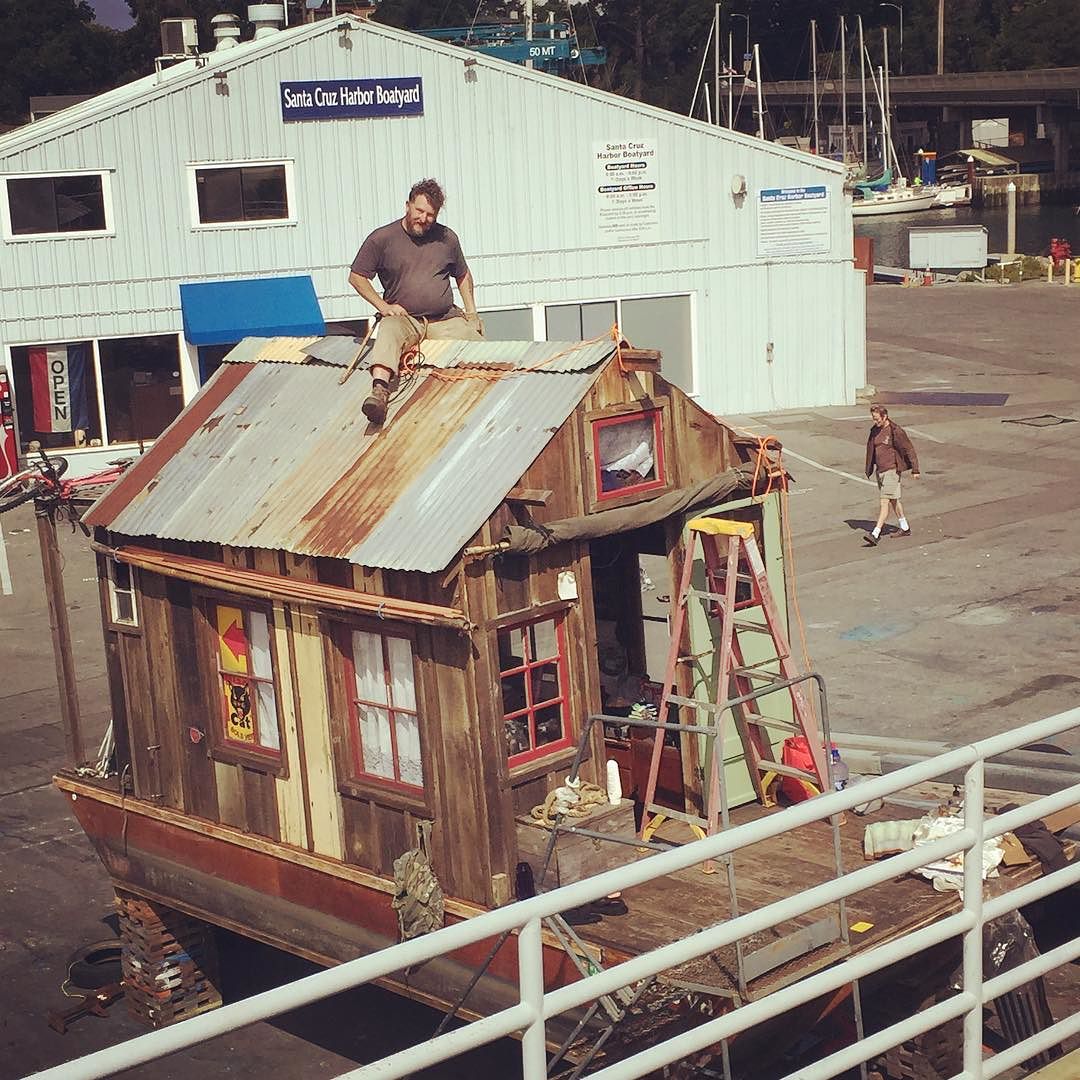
[849,25,936,217]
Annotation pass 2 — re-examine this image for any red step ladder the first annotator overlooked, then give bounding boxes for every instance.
[640,516,830,845]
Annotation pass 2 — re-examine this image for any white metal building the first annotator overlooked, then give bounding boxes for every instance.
[0,14,864,477]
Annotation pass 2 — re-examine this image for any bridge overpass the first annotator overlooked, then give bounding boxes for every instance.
[760,66,1080,173]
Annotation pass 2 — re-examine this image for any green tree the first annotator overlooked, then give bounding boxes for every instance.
[0,0,120,124]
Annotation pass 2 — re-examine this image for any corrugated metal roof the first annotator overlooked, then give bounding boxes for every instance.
[95,357,605,572]
[229,334,615,374]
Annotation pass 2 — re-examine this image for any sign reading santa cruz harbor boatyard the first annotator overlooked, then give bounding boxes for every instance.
[280,77,423,121]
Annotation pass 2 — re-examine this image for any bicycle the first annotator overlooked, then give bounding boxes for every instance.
[0,449,68,514]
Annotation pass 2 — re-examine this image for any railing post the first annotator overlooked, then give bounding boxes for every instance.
[518,917,548,1080]
[962,759,985,1079]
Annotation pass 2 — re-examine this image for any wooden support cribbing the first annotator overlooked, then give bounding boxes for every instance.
[35,503,82,766]
[116,892,222,1028]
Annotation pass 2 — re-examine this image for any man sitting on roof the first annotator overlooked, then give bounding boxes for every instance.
[348,178,483,425]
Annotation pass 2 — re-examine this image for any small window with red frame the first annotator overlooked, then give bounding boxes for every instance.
[594,409,665,499]
[499,615,572,765]
[346,628,424,790]
[213,602,281,756]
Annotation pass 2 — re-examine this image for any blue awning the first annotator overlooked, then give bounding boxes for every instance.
[179,275,326,346]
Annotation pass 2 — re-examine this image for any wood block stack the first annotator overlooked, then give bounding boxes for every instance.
[116,892,222,1027]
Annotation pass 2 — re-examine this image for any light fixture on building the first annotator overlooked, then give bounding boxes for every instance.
[463,56,478,84]
[730,173,748,207]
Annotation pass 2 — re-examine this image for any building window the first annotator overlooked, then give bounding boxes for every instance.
[343,628,423,791]
[545,295,694,393]
[211,602,282,758]
[3,171,110,238]
[191,162,292,226]
[499,614,572,766]
[98,335,183,442]
[593,408,665,499]
[479,307,534,340]
[106,559,138,627]
[8,342,101,451]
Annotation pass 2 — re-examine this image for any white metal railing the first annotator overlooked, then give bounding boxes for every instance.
[26,706,1080,1080]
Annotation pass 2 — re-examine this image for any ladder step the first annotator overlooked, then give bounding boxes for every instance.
[745,714,800,733]
[731,665,786,683]
[732,620,774,633]
[760,760,820,782]
[667,694,732,715]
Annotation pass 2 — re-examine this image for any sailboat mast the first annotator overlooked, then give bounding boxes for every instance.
[728,32,734,130]
[841,17,847,163]
[754,43,764,139]
[714,2,721,127]
[811,20,819,153]
[859,16,868,167]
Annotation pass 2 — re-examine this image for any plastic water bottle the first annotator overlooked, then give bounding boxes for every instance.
[831,747,849,791]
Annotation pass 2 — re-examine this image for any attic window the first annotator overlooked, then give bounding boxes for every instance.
[106,559,138,627]
[593,408,665,501]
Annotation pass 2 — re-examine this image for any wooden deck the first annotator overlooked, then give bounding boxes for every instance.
[575,784,1062,1001]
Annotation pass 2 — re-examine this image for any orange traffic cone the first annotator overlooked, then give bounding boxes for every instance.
[922,266,933,286]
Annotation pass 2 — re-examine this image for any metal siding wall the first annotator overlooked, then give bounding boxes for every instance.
[0,21,859,420]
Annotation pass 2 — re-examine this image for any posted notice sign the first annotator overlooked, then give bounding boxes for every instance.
[757,186,831,258]
[594,140,660,244]
[280,77,423,122]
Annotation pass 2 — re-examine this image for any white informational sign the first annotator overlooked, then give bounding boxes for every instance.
[757,186,831,258]
[594,140,660,244]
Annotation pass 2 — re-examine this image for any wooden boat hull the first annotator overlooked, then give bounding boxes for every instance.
[56,776,606,1031]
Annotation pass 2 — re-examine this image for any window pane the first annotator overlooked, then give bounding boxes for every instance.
[239,165,288,219]
[544,304,581,341]
[7,178,59,234]
[359,704,393,779]
[598,416,657,492]
[387,636,415,712]
[9,342,101,451]
[581,301,617,341]
[535,703,565,746]
[256,680,279,749]
[620,295,693,392]
[52,175,106,232]
[528,620,557,662]
[479,307,533,340]
[530,663,561,707]
[352,630,388,705]
[504,715,530,758]
[98,335,183,444]
[395,712,423,786]
[113,562,131,591]
[223,676,256,743]
[498,626,525,672]
[113,591,135,624]
[196,167,244,223]
[248,611,272,680]
[216,604,248,675]
[501,671,527,717]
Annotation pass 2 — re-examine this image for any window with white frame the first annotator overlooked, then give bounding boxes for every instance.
[106,559,138,627]
[2,171,112,238]
[545,295,694,393]
[9,334,183,451]
[190,161,292,226]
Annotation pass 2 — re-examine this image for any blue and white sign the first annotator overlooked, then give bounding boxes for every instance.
[280,77,423,122]
[757,186,831,258]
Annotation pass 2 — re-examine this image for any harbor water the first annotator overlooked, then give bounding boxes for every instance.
[855,202,1080,268]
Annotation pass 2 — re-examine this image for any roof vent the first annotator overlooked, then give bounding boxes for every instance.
[211,13,242,50]
[160,17,199,57]
[248,3,284,37]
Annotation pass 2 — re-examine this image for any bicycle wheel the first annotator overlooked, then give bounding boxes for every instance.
[0,482,38,514]
[44,454,68,479]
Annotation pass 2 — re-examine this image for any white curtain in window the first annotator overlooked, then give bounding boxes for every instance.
[248,612,279,747]
[353,630,392,779]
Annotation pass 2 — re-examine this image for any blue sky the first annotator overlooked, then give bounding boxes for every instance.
[91,0,135,30]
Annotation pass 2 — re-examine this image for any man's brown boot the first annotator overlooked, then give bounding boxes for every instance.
[362,382,389,425]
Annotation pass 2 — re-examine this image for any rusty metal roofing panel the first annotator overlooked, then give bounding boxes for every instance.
[101,361,603,572]
[412,337,615,373]
[222,336,323,364]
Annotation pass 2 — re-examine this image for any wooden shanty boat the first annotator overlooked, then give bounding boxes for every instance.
[52,333,1066,1072]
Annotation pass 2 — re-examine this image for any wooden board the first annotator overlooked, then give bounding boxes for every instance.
[516,800,638,888]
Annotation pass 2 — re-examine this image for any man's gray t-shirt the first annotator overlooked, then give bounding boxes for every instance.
[351,221,469,319]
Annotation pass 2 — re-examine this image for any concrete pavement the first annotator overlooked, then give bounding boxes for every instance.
[2,279,1079,1076]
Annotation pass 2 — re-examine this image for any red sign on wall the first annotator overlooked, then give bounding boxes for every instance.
[0,372,17,479]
